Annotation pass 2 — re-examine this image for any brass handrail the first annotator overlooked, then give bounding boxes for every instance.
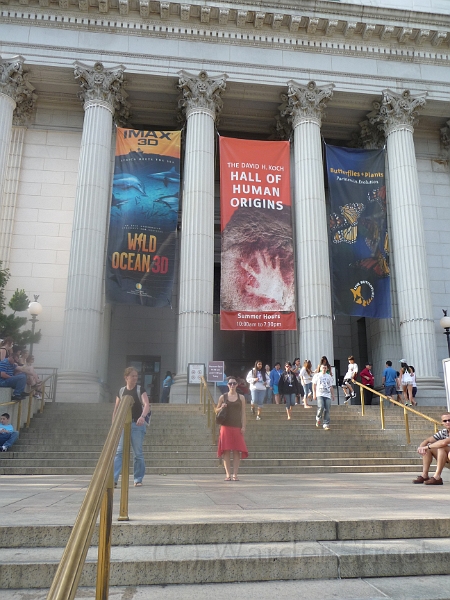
[354,380,441,443]
[47,394,134,600]
[200,376,216,444]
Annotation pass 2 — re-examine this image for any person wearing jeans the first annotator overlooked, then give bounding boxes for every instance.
[0,353,27,399]
[312,364,335,430]
[0,412,19,451]
[113,367,150,487]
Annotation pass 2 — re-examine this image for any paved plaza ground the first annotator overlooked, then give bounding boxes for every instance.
[1,473,450,599]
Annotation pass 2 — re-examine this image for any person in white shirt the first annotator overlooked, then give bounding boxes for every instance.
[341,355,358,404]
[312,364,335,430]
[246,360,266,420]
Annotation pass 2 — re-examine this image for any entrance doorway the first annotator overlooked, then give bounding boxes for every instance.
[126,355,161,403]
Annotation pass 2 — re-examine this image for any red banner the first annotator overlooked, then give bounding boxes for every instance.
[219,136,296,331]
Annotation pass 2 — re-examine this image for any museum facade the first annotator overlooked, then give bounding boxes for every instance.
[0,0,449,402]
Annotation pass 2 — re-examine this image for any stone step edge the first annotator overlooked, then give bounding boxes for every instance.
[2,538,450,588]
[2,517,450,548]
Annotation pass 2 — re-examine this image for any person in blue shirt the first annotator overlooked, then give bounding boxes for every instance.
[382,360,398,406]
[160,371,173,403]
[0,412,19,451]
[269,362,282,405]
[0,352,27,399]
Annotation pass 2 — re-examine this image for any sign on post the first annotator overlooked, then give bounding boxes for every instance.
[207,361,225,383]
[443,359,450,412]
[187,364,205,384]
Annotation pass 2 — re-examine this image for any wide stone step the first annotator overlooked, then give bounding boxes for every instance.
[4,518,449,547]
[0,464,422,475]
[2,537,450,589]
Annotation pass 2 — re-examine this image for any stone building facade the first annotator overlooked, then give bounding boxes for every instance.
[0,0,449,402]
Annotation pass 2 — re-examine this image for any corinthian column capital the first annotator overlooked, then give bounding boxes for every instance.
[370,89,427,136]
[283,80,334,128]
[0,56,36,122]
[74,61,130,125]
[178,70,227,120]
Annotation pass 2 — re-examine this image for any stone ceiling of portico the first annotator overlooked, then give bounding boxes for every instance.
[25,64,447,142]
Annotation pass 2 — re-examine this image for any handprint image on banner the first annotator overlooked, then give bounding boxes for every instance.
[106,129,181,306]
[326,145,391,318]
[219,136,296,331]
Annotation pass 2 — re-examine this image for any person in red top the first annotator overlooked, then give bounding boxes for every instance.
[359,362,375,405]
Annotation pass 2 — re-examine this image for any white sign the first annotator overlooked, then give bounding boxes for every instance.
[187,363,205,385]
[443,359,450,412]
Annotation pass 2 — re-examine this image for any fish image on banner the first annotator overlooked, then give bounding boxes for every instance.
[326,145,391,318]
[106,129,181,306]
[219,136,296,331]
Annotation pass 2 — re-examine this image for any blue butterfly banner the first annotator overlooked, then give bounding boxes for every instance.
[105,128,181,306]
[325,145,391,318]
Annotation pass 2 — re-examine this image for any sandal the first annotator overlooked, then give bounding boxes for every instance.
[134,482,143,487]
[232,475,239,481]
[412,475,429,484]
[224,476,231,481]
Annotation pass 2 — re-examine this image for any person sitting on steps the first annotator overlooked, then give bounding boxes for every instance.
[413,413,450,486]
[0,412,19,451]
[0,351,27,399]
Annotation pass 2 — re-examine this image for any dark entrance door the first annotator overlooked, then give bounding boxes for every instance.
[126,355,161,403]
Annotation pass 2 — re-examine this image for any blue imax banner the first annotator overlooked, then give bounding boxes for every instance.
[326,145,391,319]
[106,129,181,307]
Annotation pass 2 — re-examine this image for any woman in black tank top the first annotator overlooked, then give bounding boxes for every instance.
[215,377,248,481]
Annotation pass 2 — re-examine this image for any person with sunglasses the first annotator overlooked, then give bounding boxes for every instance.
[215,377,248,481]
[413,413,450,485]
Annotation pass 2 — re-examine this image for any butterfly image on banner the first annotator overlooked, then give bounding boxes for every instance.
[330,202,365,245]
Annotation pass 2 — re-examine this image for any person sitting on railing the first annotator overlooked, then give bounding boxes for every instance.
[359,362,374,405]
[0,351,27,400]
[0,412,19,452]
[341,355,358,405]
[16,352,42,399]
[413,413,450,486]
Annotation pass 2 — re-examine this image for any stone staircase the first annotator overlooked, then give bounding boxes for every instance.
[2,517,450,589]
[0,402,445,475]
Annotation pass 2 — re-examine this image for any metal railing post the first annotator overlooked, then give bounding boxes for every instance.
[118,402,132,522]
[380,397,385,430]
[403,406,411,444]
[96,466,114,600]
[26,391,33,427]
[360,387,365,416]
[40,381,46,413]
[16,399,22,431]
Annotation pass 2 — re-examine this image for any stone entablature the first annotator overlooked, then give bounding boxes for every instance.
[1,1,450,50]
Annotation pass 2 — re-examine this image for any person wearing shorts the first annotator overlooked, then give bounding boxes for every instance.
[269,362,282,405]
[246,360,266,420]
[382,360,397,408]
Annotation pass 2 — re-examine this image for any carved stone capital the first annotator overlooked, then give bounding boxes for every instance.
[369,89,427,136]
[440,119,450,158]
[74,61,130,125]
[282,80,334,128]
[0,55,36,123]
[178,70,227,121]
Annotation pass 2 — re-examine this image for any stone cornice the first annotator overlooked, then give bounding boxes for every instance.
[1,1,450,51]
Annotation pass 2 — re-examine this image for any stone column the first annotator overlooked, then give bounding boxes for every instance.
[371,90,441,388]
[0,56,35,244]
[57,62,129,403]
[283,81,335,369]
[170,70,226,403]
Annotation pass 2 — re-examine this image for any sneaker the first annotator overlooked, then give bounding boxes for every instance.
[344,396,350,405]
[34,393,42,399]
[323,425,330,430]
[251,405,255,415]
[316,420,320,427]
[351,392,356,398]
[1,446,8,452]
[256,415,261,421]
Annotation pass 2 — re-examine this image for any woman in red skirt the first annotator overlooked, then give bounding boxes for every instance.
[215,377,248,481]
